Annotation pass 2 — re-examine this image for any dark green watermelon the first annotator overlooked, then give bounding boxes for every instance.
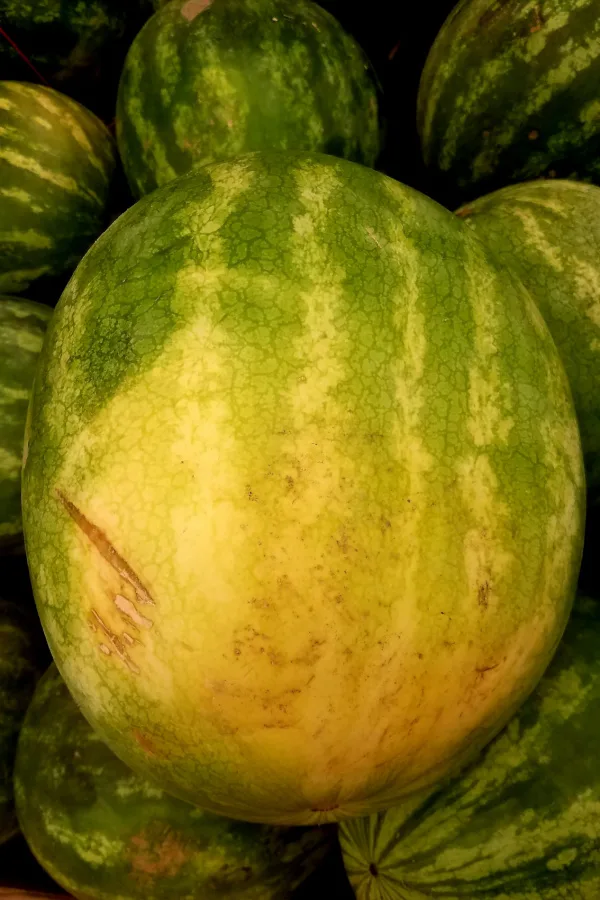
[0,296,53,552]
[0,1,153,118]
[116,0,382,197]
[418,0,600,205]
[0,81,116,296]
[14,663,335,898]
[0,600,46,845]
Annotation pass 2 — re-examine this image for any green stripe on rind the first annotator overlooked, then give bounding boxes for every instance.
[340,594,600,899]
[0,600,45,845]
[15,663,333,899]
[456,179,600,504]
[0,295,52,548]
[418,0,600,202]
[22,152,584,824]
[0,81,116,294]
[116,0,380,198]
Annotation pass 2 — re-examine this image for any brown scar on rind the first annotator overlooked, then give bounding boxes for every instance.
[56,490,155,605]
[91,609,140,675]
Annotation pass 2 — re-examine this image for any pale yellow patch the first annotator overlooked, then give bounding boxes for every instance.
[457,453,513,613]
[580,97,600,124]
[293,213,314,237]
[465,247,514,447]
[0,446,20,476]
[0,148,80,193]
[571,258,600,326]
[0,185,43,212]
[0,98,13,110]
[0,266,52,292]
[0,229,53,249]
[33,115,53,130]
[510,207,564,270]
[43,809,124,867]
[0,384,30,403]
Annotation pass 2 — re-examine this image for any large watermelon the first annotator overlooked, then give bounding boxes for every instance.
[0,600,46,845]
[456,179,600,505]
[0,1,152,118]
[0,296,53,552]
[116,0,381,198]
[0,81,116,295]
[340,592,600,898]
[417,0,600,205]
[22,151,584,825]
[15,664,333,900]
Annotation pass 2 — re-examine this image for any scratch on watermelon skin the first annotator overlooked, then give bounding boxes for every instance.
[116,0,381,198]
[14,663,334,900]
[0,295,52,550]
[0,81,116,294]
[21,151,584,824]
[456,179,600,505]
[0,600,45,845]
[340,594,600,899]
[418,0,600,203]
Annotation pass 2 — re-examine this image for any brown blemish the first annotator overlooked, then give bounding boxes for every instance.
[91,609,140,674]
[528,129,539,140]
[132,729,159,756]
[456,206,474,218]
[478,581,490,609]
[369,862,379,877]
[57,491,155,606]
[476,663,499,676]
[529,4,545,32]
[181,0,212,21]
[130,830,190,877]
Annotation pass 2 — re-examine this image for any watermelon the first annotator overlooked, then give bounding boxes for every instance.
[14,663,333,900]
[417,0,600,205]
[0,600,46,846]
[0,296,53,552]
[456,179,600,506]
[0,1,152,118]
[0,81,116,296]
[340,592,600,898]
[21,150,584,825]
[116,0,381,198]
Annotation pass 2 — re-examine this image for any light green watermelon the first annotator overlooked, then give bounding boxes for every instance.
[21,151,584,825]
[340,592,600,898]
[0,296,53,552]
[116,0,381,198]
[456,179,600,505]
[14,663,334,900]
[0,81,116,295]
[417,0,600,204]
[0,599,46,845]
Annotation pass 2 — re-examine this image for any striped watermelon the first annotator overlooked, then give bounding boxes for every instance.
[0,296,52,552]
[0,1,151,118]
[0,600,46,846]
[15,663,334,900]
[21,151,584,825]
[116,0,381,198]
[0,81,116,295]
[456,179,600,506]
[339,592,600,898]
[417,0,600,204]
